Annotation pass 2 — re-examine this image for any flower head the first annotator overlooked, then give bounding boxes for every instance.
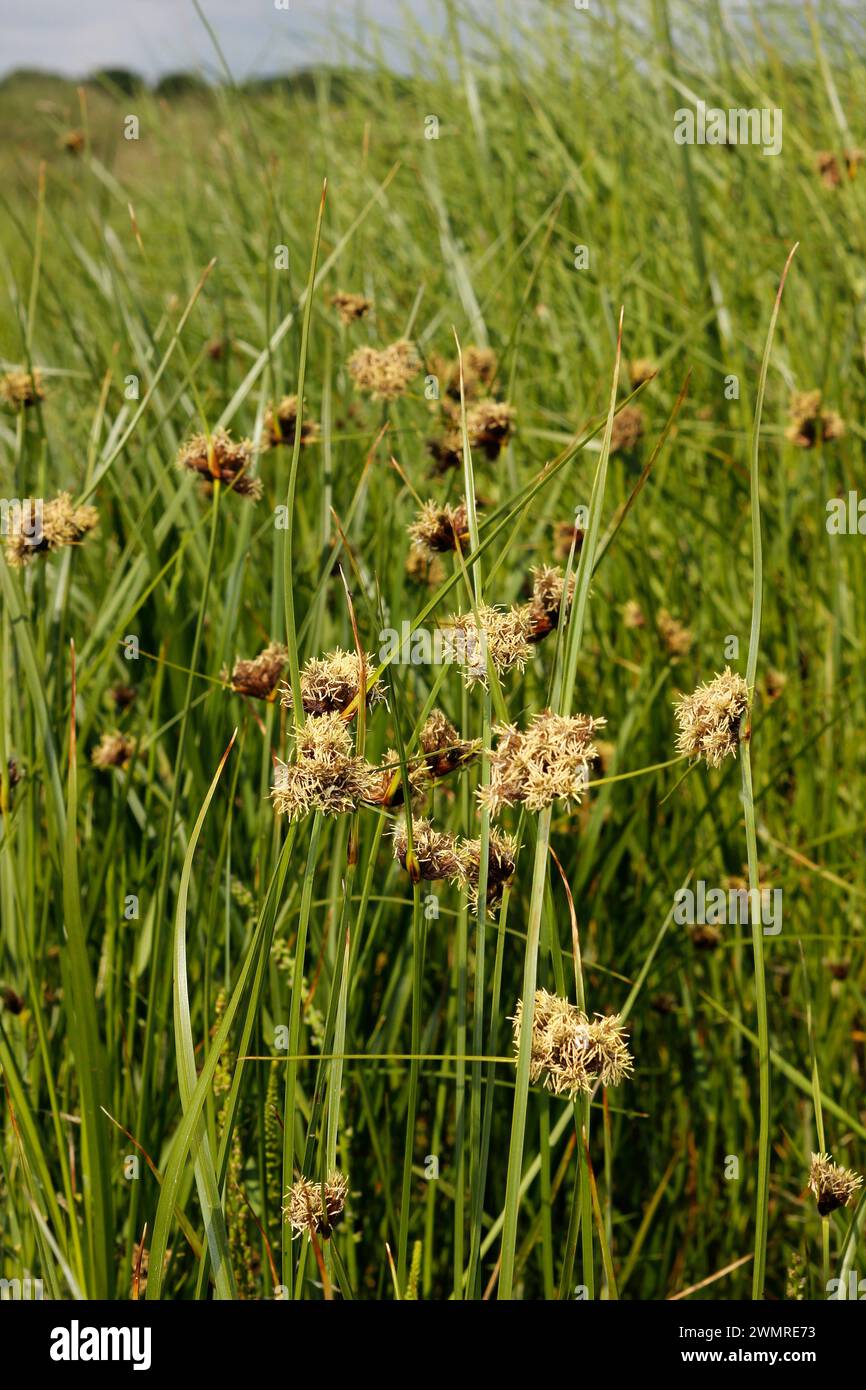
[177,427,261,499]
[348,339,420,400]
[0,368,45,409]
[808,1153,863,1216]
[441,604,535,688]
[428,399,515,472]
[657,608,693,658]
[434,345,498,400]
[419,708,479,777]
[281,648,385,718]
[331,291,372,324]
[816,149,864,187]
[673,668,750,768]
[407,499,470,555]
[391,816,463,881]
[527,564,575,642]
[271,714,380,821]
[283,1171,348,1239]
[91,731,136,770]
[456,827,518,908]
[786,390,844,448]
[480,710,605,815]
[610,405,644,453]
[263,395,319,449]
[230,642,287,701]
[629,358,658,388]
[4,492,99,568]
[512,989,633,1098]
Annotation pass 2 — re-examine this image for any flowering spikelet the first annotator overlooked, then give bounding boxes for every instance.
[673,668,750,768]
[348,339,420,400]
[283,1171,348,1238]
[419,708,479,777]
[263,395,319,449]
[480,710,605,815]
[271,714,380,820]
[456,827,518,908]
[657,608,693,658]
[407,499,469,554]
[177,427,261,499]
[230,642,287,701]
[512,989,633,1098]
[91,731,136,770]
[428,399,515,471]
[391,816,463,881]
[629,358,658,388]
[808,1153,863,1216]
[0,368,45,409]
[527,564,575,642]
[610,405,644,453]
[435,345,498,399]
[785,390,844,447]
[331,291,372,324]
[441,604,535,688]
[4,492,99,567]
[281,648,384,717]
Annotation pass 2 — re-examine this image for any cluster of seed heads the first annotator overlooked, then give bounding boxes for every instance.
[673,667,750,768]
[3,492,99,568]
[347,339,420,400]
[512,989,634,1098]
[283,1171,348,1238]
[481,710,605,815]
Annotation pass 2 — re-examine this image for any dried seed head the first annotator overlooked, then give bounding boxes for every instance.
[271,714,381,821]
[331,291,372,324]
[428,399,515,472]
[281,648,385,717]
[610,405,644,453]
[4,492,99,567]
[263,395,319,449]
[177,427,261,499]
[456,827,519,908]
[657,608,693,658]
[763,667,787,702]
[419,708,479,776]
[283,1171,348,1238]
[512,989,633,1098]
[347,339,420,400]
[808,1153,863,1216]
[407,499,469,554]
[110,683,137,711]
[230,642,288,701]
[91,731,136,770]
[689,924,722,951]
[441,604,535,688]
[673,668,750,768]
[527,564,575,642]
[480,710,605,815]
[629,358,658,388]
[0,368,45,409]
[391,816,462,881]
[786,390,844,447]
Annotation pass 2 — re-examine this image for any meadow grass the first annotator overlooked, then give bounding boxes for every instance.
[1,0,865,1301]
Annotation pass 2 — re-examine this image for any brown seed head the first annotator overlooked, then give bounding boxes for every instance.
[657,608,693,658]
[263,395,319,449]
[270,714,381,821]
[281,648,385,718]
[527,564,575,641]
[441,604,535,688]
[407,499,470,554]
[4,492,99,568]
[456,827,519,908]
[230,642,288,701]
[808,1152,863,1216]
[0,368,45,409]
[177,427,261,499]
[786,390,844,447]
[331,291,372,324]
[610,405,644,453]
[91,731,136,770]
[391,817,463,881]
[629,358,658,388]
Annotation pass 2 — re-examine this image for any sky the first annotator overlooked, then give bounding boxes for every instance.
[0,0,476,82]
